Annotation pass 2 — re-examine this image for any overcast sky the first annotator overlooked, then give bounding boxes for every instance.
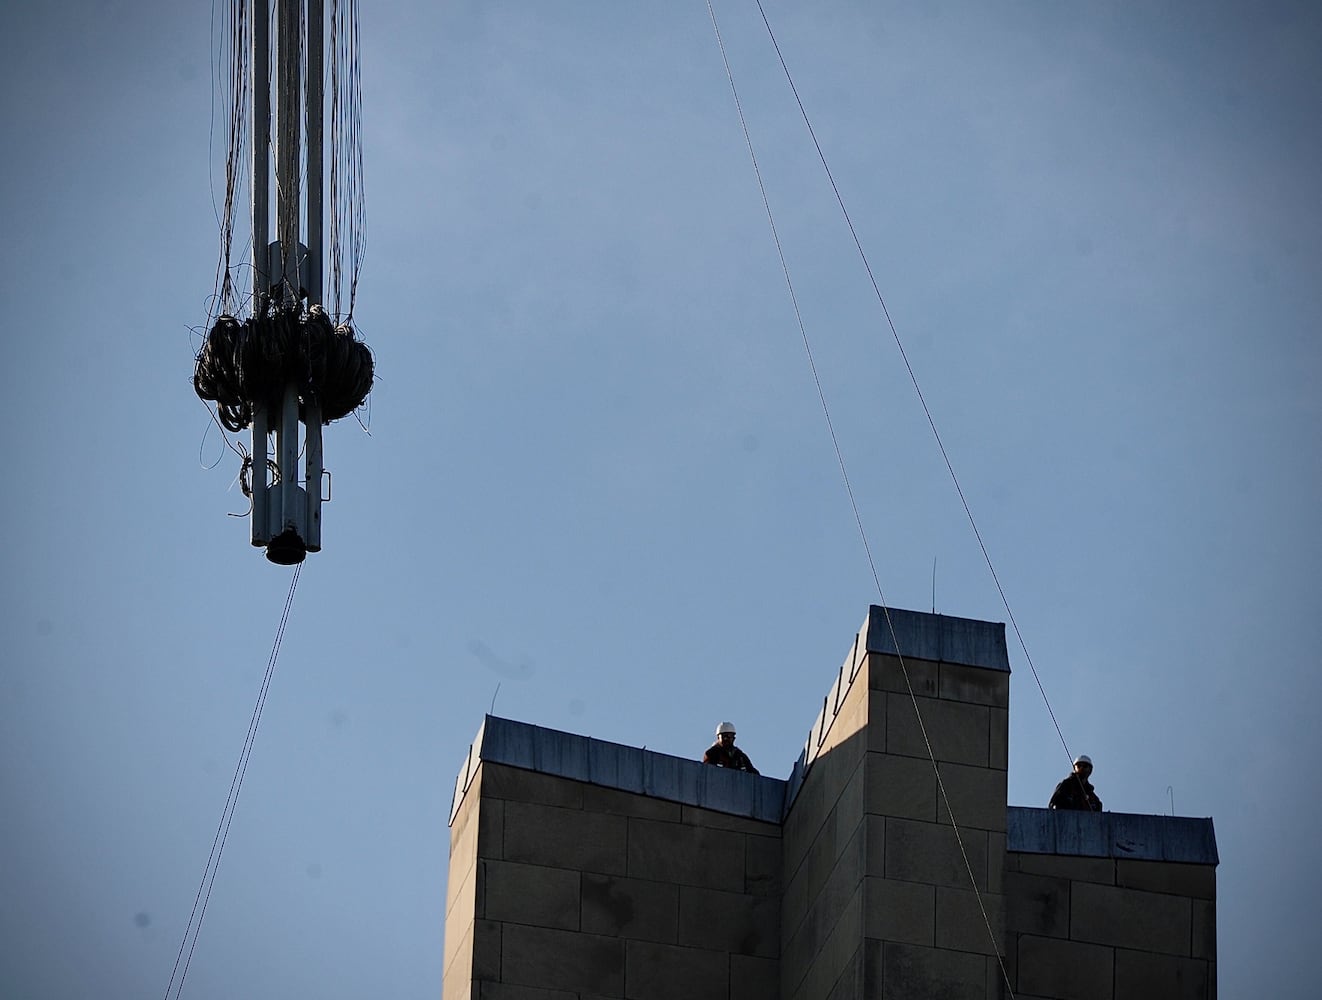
[2,2,1319,998]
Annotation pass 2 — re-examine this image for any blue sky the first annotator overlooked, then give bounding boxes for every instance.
[2,2,1319,997]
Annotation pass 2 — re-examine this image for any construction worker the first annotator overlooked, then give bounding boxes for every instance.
[703,722,758,774]
[1049,754,1103,811]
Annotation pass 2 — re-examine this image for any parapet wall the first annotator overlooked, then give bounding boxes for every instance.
[444,759,782,1000]
[1004,807,1217,1000]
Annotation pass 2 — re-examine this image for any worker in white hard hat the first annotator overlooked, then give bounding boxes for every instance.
[1049,754,1102,811]
[702,721,759,774]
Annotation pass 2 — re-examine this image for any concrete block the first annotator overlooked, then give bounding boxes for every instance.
[450,781,482,869]
[745,832,782,898]
[783,808,841,931]
[825,673,869,752]
[863,608,1010,671]
[440,922,501,997]
[442,919,473,1000]
[987,831,1006,894]
[836,757,866,839]
[583,782,680,822]
[863,876,934,946]
[884,817,988,890]
[1016,934,1113,1000]
[1070,882,1192,955]
[784,752,865,899]
[887,695,990,766]
[483,763,584,810]
[936,761,1008,832]
[479,797,505,859]
[866,751,936,822]
[782,820,864,952]
[876,941,987,1000]
[1003,870,1070,939]
[477,984,580,1000]
[500,923,624,995]
[934,885,1004,956]
[624,940,728,1000]
[442,972,474,1000]
[868,653,939,697]
[989,707,1008,771]
[987,953,1015,1000]
[678,803,779,837]
[446,848,480,930]
[503,800,627,876]
[483,860,580,931]
[783,767,828,878]
[1193,898,1216,960]
[730,954,780,1000]
[782,827,865,994]
[1012,851,1114,886]
[812,724,868,813]
[441,962,473,1000]
[581,872,678,943]
[473,919,501,981]
[1114,948,1210,1000]
[788,893,862,1000]
[939,661,1009,707]
[1116,858,1216,900]
[822,947,863,1000]
[865,815,885,877]
[866,692,888,753]
[678,885,779,958]
[627,816,745,891]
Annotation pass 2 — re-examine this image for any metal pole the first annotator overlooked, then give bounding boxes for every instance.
[279,380,301,536]
[303,0,325,551]
[306,0,323,308]
[304,401,323,551]
[276,0,301,305]
[252,0,270,313]
[250,0,272,547]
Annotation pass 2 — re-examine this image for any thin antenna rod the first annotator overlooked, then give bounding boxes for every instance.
[490,682,501,716]
[931,556,937,614]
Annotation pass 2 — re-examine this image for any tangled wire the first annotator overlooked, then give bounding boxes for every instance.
[194,305,374,432]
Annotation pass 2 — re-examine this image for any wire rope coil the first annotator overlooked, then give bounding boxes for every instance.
[193,305,374,432]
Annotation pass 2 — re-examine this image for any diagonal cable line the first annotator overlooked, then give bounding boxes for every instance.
[751,0,1077,779]
[707,3,1020,992]
[164,563,302,1000]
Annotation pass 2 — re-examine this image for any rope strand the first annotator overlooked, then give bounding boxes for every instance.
[708,4,1030,992]
[164,564,302,1000]
[750,0,1076,782]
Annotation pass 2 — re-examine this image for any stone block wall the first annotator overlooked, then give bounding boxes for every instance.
[779,607,1013,1000]
[780,667,868,1000]
[1005,844,1217,999]
[445,761,782,1000]
[861,650,1011,1000]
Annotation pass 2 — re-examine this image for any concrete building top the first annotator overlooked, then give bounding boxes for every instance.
[1008,806,1219,864]
[864,605,1010,672]
[783,606,1009,810]
[450,715,787,826]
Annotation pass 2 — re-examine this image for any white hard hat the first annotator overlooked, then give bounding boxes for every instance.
[715,721,737,736]
[1074,754,1093,767]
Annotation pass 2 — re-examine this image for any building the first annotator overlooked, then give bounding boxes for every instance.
[443,606,1217,999]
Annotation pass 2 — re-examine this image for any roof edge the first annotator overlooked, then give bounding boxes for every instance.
[449,715,786,826]
[1007,806,1219,865]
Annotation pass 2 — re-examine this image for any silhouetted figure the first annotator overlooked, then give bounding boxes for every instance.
[703,721,758,774]
[1050,754,1102,811]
